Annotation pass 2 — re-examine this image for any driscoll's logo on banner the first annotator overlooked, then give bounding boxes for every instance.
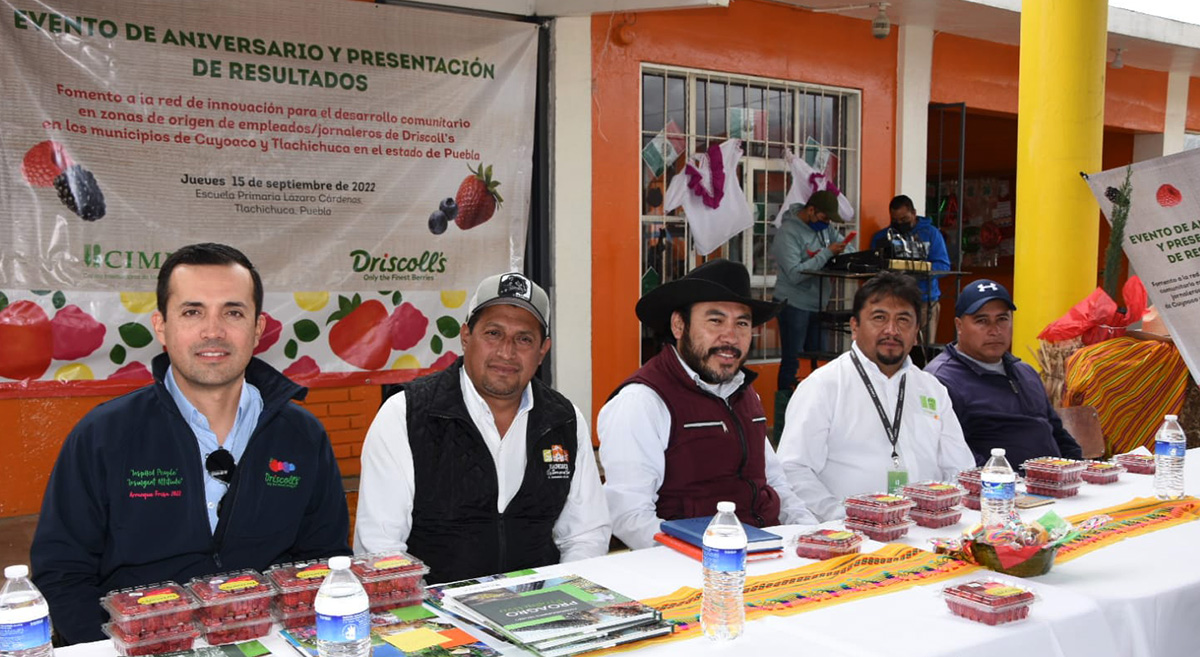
[349,248,447,281]
[85,244,172,269]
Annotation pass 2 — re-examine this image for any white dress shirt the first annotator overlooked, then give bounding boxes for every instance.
[776,342,975,521]
[598,347,818,550]
[354,368,611,562]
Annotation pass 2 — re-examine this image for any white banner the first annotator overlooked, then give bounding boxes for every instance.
[0,0,537,391]
[1084,148,1200,381]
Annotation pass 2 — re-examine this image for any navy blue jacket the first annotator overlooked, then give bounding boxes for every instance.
[870,216,951,301]
[926,343,1082,469]
[31,354,350,644]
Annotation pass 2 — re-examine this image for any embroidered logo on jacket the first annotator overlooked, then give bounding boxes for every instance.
[543,444,571,480]
[265,459,300,488]
[127,467,183,499]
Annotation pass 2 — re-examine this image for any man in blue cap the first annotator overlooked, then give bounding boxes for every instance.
[925,279,1082,468]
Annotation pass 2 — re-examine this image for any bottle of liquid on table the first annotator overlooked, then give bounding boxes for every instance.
[980,448,1016,527]
[1154,414,1186,500]
[314,556,370,657]
[701,501,746,641]
[0,564,53,657]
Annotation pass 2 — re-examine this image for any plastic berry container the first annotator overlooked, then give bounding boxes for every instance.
[1022,457,1086,483]
[1024,479,1082,498]
[103,622,199,656]
[957,468,983,494]
[901,482,965,511]
[350,552,429,612]
[200,615,274,645]
[187,569,275,626]
[100,582,198,639]
[794,528,863,560]
[273,602,315,630]
[843,517,914,542]
[843,493,916,523]
[943,579,1035,625]
[1115,453,1156,474]
[266,560,330,613]
[1082,460,1126,485]
[910,506,963,529]
[962,494,981,511]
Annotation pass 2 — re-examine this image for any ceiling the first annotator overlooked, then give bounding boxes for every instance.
[396,0,1200,76]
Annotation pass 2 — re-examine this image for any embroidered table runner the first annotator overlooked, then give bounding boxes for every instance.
[1057,495,1200,563]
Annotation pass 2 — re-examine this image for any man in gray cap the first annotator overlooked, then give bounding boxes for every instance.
[771,189,855,392]
[925,279,1081,468]
[355,272,610,582]
[599,259,816,550]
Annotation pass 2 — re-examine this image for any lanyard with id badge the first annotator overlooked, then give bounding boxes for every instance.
[850,351,907,493]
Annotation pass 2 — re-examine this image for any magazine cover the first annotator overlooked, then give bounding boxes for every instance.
[441,574,660,647]
[280,605,500,657]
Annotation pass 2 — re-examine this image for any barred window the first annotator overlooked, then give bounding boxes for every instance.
[639,65,861,363]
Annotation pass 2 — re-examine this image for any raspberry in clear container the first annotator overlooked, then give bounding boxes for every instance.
[1114,453,1156,474]
[187,569,275,626]
[957,468,982,494]
[103,622,199,656]
[1022,457,1086,483]
[100,582,198,640]
[200,616,273,645]
[943,579,1035,625]
[900,481,964,511]
[962,494,981,511]
[1082,460,1125,485]
[1024,479,1081,498]
[910,506,963,529]
[266,560,329,613]
[843,517,913,542]
[273,602,315,630]
[350,552,429,612]
[843,493,916,523]
[794,528,863,560]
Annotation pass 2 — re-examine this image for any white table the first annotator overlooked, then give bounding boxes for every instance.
[59,451,1199,657]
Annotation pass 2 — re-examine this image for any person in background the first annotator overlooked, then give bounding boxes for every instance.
[771,190,853,392]
[355,272,610,583]
[599,259,817,550]
[870,194,951,341]
[925,279,1082,468]
[777,271,973,521]
[32,243,350,644]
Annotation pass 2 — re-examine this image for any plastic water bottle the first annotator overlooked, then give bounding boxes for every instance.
[314,557,370,657]
[980,448,1016,527]
[701,501,746,641]
[1154,414,1186,500]
[0,565,53,657]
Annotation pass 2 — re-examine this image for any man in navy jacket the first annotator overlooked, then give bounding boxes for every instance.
[870,195,950,340]
[925,279,1082,469]
[31,243,350,644]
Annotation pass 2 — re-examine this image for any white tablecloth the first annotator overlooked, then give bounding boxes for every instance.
[59,451,1200,657]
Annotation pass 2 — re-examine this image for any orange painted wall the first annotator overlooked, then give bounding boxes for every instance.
[931,34,1020,114]
[589,0,898,427]
[0,387,377,517]
[1189,77,1200,131]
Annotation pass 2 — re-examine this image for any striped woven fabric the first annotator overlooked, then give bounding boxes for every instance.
[593,544,977,653]
[1058,496,1200,563]
[1063,337,1189,455]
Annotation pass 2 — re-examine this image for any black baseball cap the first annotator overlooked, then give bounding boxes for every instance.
[956,279,1017,317]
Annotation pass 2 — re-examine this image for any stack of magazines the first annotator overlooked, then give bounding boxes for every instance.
[427,572,672,657]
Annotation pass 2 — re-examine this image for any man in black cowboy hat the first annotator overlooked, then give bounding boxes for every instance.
[598,259,817,549]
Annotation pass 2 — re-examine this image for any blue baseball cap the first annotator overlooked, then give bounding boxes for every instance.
[956,279,1017,317]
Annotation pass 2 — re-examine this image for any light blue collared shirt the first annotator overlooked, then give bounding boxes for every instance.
[164,366,263,533]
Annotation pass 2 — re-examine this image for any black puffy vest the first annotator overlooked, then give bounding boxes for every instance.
[402,359,578,583]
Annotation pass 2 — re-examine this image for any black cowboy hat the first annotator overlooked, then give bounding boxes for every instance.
[636,259,782,336]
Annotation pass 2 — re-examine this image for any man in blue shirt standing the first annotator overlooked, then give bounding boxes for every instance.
[870,195,950,342]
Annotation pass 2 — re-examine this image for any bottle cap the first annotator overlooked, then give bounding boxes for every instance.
[4,564,29,579]
[1166,414,1178,421]
[716,501,735,513]
[328,556,351,570]
[990,448,1005,456]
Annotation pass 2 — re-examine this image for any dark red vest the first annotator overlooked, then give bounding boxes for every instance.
[614,348,782,527]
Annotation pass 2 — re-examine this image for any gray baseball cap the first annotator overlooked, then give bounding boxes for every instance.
[466,272,550,334]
